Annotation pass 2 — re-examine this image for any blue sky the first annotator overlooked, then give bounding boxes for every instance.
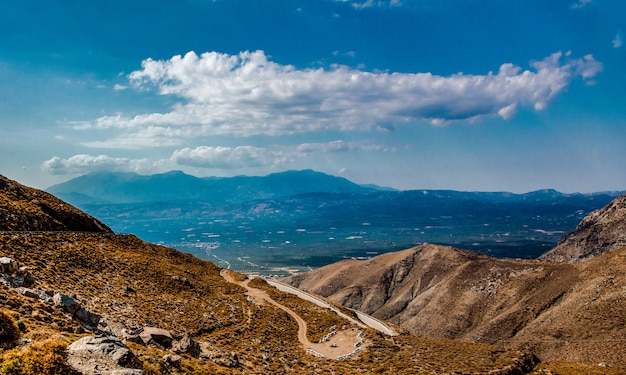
[1,0,624,193]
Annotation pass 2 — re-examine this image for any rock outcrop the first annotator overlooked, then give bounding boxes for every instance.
[172,334,201,358]
[67,335,143,374]
[1,257,100,329]
[540,193,626,263]
[139,326,173,349]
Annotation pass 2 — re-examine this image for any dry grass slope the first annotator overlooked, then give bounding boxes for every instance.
[284,243,626,371]
[0,175,111,233]
[1,231,540,374]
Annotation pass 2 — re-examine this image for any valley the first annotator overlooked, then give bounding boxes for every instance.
[46,170,623,276]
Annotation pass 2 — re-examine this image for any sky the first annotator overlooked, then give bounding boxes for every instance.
[1,0,625,193]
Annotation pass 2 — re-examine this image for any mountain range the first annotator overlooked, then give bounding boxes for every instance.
[1,173,625,373]
[46,170,624,270]
[46,169,382,205]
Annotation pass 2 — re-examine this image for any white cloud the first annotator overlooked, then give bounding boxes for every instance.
[497,103,517,120]
[336,0,402,9]
[41,155,161,175]
[171,146,291,169]
[571,0,592,9]
[80,125,186,149]
[612,33,622,49]
[75,50,602,148]
[296,140,386,153]
[171,140,386,169]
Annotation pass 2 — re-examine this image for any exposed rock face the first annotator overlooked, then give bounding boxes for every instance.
[0,174,112,233]
[0,257,18,274]
[1,257,34,288]
[53,292,81,315]
[540,193,626,263]
[67,335,143,375]
[172,334,201,357]
[139,326,173,349]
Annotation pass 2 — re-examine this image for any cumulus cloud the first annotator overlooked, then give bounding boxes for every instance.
[613,33,623,48]
[75,50,602,148]
[345,0,402,9]
[41,155,160,175]
[171,140,386,169]
[171,146,291,169]
[571,0,592,9]
[42,140,387,175]
[296,140,386,153]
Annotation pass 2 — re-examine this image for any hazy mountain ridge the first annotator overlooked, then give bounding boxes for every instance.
[48,170,625,206]
[45,171,623,270]
[47,169,378,205]
[283,194,626,369]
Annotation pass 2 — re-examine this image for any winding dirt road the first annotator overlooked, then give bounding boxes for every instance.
[221,270,362,359]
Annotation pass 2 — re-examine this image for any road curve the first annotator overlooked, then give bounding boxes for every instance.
[268,280,398,336]
[220,270,362,359]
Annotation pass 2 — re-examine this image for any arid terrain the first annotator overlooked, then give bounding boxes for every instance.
[284,195,626,371]
[1,173,625,374]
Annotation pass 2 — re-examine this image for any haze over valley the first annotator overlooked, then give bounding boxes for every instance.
[47,170,623,276]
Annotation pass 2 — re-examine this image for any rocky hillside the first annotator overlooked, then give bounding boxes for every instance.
[0,174,551,374]
[284,196,626,370]
[539,193,626,263]
[0,174,111,233]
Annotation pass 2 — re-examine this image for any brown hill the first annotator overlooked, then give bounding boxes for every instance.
[539,193,626,263]
[284,245,626,369]
[0,174,111,233]
[0,174,541,374]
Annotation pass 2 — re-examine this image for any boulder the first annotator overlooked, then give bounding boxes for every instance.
[75,307,101,328]
[172,334,201,357]
[121,326,144,344]
[16,266,34,287]
[163,353,182,368]
[10,275,25,287]
[139,326,173,349]
[67,335,142,375]
[53,292,81,315]
[20,287,49,301]
[0,257,18,274]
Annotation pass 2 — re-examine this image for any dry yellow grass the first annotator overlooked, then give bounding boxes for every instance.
[1,232,538,374]
[0,338,77,375]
